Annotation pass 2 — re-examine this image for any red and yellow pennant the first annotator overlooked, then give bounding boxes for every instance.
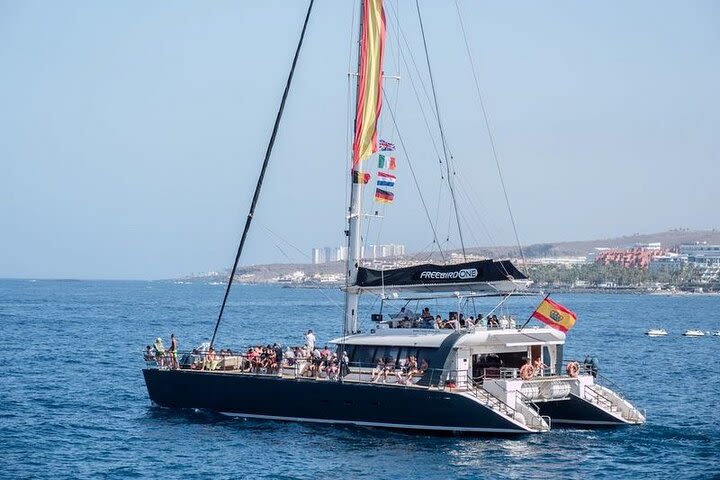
[532,297,577,333]
[352,0,386,166]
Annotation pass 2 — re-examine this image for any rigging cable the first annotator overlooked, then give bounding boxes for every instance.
[344,0,358,236]
[257,221,344,312]
[209,0,315,349]
[454,0,526,268]
[415,0,467,261]
[382,87,445,261]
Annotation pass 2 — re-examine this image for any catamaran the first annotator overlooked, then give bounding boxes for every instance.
[143,0,645,434]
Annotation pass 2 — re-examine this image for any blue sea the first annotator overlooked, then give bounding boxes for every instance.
[1,279,719,479]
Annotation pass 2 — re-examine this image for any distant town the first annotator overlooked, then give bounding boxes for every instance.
[183,230,720,293]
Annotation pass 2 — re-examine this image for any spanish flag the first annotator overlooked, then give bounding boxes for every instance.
[531,297,577,333]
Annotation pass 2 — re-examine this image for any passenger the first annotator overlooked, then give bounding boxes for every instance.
[168,334,179,369]
[143,345,154,361]
[284,346,295,366]
[371,357,387,383]
[446,314,460,330]
[404,355,419,384]
[205,347,218,371]
[401,316,412,328]
[435,315,444,329]
[499,316,509,329]
[508,316,516,329]
[477,314,485,327]
[153,337,166,368]
[419,358,429,374]
[326,353,339,380]
[421,307,433,320]
[189,348,202,369]
[519,357,535,380]
[459,314,466,328]
[305,329,316,352]
[532,357,548,376]
[466,316,475,327]
[340,350,350,376]
[274,344,283,372]
[311,347,322,378]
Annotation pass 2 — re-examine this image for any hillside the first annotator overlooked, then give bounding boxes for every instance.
[186,229,720,283]
[461,229,720,259]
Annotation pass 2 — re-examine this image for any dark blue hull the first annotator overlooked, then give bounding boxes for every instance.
[536,395,627,426]
[142,369,530,434]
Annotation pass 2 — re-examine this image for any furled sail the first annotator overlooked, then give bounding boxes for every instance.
[352,0,386,166]
[353,260,530,293]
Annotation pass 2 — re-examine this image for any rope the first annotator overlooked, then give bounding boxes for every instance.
[382,88,445,261]
[415,0,467,260]
[257,222,344,312]
[454,0,525,268]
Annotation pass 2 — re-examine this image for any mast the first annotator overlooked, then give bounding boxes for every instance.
[344,0,386,335]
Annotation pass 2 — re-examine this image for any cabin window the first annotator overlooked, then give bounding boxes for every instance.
[346,346,434,369]
[352,346,378,367]
[555,344,564,375]
[542,346,553,371]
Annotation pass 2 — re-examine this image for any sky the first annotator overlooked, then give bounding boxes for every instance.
[1,0,718,280]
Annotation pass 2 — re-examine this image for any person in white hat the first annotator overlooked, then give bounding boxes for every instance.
[153,337,166,368]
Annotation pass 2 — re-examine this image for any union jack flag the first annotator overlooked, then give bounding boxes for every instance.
[378,139,396,151]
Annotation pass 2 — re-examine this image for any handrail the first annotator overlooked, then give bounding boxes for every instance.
[584,384,617,411]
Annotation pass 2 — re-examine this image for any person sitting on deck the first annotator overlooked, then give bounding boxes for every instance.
[153,337,166,368]
[205,347,218,370]
[421,307,433,320]
[445,314,460,330]
[419,358,429,374]
[143,345,154,361]
[284,346,295,366]
[465,316,475,327]
[320,345,331,360]
[403,355,419,384]
[371,357,388,383]
[326,353,339,380]
[434,315,444,329]
[189,348,202,369]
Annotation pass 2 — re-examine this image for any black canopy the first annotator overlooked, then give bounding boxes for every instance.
[354,260,528,292]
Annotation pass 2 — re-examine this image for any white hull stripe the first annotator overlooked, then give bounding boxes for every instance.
[551,418,629,426]
[218,411,534,434]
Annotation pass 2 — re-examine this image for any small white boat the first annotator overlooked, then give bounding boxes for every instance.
[683,329,705,337]
[646,328,668,337]
[712,331,720,337]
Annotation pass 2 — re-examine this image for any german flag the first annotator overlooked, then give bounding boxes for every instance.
[374,188,394,203]
[531,297,577,333]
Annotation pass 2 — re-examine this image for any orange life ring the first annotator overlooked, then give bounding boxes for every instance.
[519,363,535,380]
[566,362,580,378]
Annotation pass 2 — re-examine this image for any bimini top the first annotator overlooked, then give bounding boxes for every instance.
[350,259,530,294]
